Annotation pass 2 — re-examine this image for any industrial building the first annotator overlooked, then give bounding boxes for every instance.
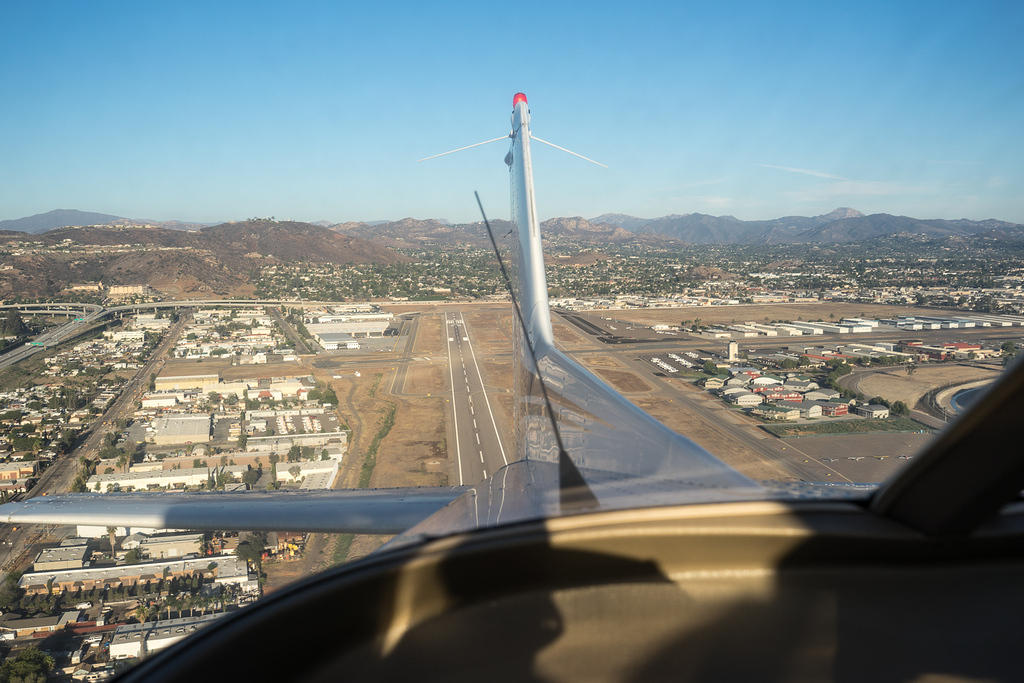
[88,464,249,492]
[154,373,220,392]
[308,320,391,340]
[244,430,348,454]
[134,532,205,559]
[109,614,223,660]
[18,555,255,596]
[33,542,89,571]
[316,332,367,350]
[149,414,212,445]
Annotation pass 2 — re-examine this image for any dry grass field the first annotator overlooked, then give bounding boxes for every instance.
[307,356,451,563]
[849,364,1001,406]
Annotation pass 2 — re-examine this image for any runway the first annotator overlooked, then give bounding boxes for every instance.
[445,311,508,485]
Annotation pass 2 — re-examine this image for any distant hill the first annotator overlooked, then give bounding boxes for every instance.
[0,220,405,298]
[0,209,212,233]
[591,208,1024,244]
[0,209,130,233]
[332,216,673,248]
[201,219,407,265]
[332,218,509,249]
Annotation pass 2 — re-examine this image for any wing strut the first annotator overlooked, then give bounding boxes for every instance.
[418,135,510,162]
[531,135,608,168]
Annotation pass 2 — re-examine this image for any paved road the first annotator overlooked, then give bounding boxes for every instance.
[445,312,508,485]
[269,307,315,355]
[388,316,422,397]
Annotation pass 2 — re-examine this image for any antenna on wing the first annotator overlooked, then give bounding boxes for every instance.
[418,135,511,162]
[531,136,608,168]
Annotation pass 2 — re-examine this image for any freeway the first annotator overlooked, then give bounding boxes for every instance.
[0,308,110,370]
[445,311,508,485]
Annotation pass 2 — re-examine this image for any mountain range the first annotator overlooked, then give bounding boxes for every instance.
[588,208,1024,244]
[331,208,1024,246]
[2,207,1022,246]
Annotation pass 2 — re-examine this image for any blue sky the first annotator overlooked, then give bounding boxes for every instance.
[1,1,1021,223]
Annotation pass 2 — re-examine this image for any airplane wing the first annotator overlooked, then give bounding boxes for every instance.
[0,488,466,534]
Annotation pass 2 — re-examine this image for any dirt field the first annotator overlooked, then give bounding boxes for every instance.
[220,362,310,380]
[593,368,652,393]
[412,312,443,355]
[157,359,309,381]
[585,303,945,328]
[463,309,514,348]
[848,364,1001,407]
[629,393,789,480]
[552,320,586,346]
[404,362,445,395]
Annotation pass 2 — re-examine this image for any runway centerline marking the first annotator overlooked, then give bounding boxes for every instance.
[460,312,508,466]
[445,313,464,486]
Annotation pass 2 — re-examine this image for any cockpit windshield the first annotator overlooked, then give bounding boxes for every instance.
[0,2,1021,678]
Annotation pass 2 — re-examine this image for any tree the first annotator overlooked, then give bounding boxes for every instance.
[241,468,260,489]
[702,361,718,375]
[286,445,301,463]
[124,548,142,563]
[107,526,118,557]
[237,433,248,450]
[0,309,27,338]
[891,401,909,416]
[235,540,263,572]
[906,364,917,376]
[0,572,24,611]
[0,647,54,682]
[288,465,302,481]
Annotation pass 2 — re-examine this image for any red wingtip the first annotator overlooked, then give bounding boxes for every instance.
[512,92,528,108]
